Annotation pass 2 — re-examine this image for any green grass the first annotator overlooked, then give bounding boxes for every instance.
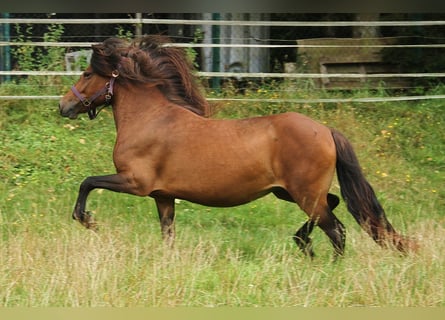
[0,84,444,306]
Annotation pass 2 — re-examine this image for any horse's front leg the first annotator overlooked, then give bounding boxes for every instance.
[72,174,141,230]
[154,196,176,247]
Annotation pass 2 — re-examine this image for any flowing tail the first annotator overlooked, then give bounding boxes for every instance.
[331,128,416,253]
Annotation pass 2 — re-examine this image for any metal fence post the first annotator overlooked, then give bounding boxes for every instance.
[211,13,221,91]
[0,13,11,83]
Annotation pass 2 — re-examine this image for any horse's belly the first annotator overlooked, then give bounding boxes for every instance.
[156,165,277,207]
[176,186,273,207]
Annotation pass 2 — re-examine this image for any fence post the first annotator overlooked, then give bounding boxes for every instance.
[135,13,142,38]
[211,13,221,91]
[0,13,11,83]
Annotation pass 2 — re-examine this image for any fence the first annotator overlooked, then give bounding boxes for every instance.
[1,14,445,103]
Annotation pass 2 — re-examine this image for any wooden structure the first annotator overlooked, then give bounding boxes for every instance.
[297,37,411,89]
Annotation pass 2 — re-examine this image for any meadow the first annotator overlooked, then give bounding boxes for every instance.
[0,80,444,306]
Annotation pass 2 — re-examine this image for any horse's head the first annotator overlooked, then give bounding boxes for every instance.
[59,66,118,120]
[59,35,210,119]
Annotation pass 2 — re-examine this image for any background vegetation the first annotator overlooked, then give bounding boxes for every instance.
[0,78,444,306]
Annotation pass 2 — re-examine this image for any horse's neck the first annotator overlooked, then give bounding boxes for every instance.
[112,85,169,129]
[111,84,199,136]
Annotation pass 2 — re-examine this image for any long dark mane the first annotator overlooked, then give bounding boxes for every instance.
[90,35,209,117]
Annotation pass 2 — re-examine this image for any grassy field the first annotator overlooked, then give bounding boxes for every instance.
[0,83,444,306]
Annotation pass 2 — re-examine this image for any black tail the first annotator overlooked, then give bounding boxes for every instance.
[331,128,413,252]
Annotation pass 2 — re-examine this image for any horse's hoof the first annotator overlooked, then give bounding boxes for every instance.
[74,210,98,231]
[83,211,98,231]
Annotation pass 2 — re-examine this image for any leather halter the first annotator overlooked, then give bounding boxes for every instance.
[70,70,119,120]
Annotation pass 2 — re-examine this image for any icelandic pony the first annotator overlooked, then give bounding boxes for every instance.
[59,35,416,257]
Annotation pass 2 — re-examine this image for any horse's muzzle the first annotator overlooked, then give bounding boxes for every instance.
[59,103,79,119]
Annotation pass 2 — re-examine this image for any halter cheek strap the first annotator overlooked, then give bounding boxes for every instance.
[70,70,119,120]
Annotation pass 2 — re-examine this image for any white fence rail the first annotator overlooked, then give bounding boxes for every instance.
[2,70,445,79]
[3,95,445,104]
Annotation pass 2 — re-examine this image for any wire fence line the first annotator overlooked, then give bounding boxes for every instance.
[3,41,445,49]
[1,17,445,103]
[2,18,445,27]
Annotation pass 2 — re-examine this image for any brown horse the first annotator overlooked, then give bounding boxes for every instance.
[59,35,415,258]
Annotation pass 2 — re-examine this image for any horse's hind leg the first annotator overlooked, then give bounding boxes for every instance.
[272,188,316,257]
[317,208,346,259]
[293,220,316,258]
[327,193,340,211]
[293,193,341,258]
[323,193,346,257]
[273,188,342,258]
[292,192,345,259]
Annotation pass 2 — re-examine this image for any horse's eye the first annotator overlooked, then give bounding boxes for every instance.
[83,72,92,79]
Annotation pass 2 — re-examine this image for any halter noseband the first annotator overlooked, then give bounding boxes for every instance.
[70,70,119,120]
